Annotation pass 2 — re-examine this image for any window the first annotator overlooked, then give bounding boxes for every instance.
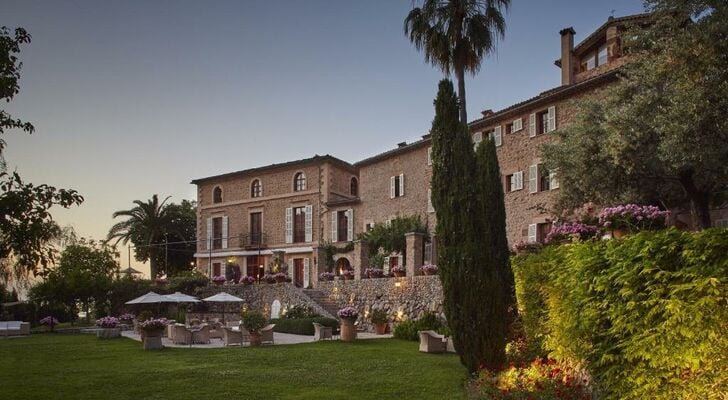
[472,132,483,150]
[506,171,524,192]
[390,174,405,198]
[350,177,358,197]
[489,126,502,147]
[212,217,223,249]
[512,118,523,132]
[294,172,306,192]
[293,206,306,243]
[597,43,608,66]
[246,255,263,278]
[250,212,262,245]
[540,169,551,192]
[715,219,728,228]
[337,210,348,242]
[365,222,375,232]
[427,188,435,213]
[530,107,556,137]
[212,262,221,277]
[251,180,262,198]
[581,51,596,71]
[213,186,223,203]
[538,111,549,135]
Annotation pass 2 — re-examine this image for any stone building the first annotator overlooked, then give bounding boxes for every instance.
[192,14,685,286]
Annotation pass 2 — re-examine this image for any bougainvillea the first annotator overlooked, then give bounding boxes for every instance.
[598,204,669,230]
[545,223,599,244]
[95,316,119,328]
[337,306,359,321]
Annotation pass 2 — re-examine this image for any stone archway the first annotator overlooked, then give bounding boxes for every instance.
[335,257,351,275]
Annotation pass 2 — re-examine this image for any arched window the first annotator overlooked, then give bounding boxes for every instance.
[213,186,223,203]
[293,172,306,192]
[350,177,358,197]
[251,179,262,198]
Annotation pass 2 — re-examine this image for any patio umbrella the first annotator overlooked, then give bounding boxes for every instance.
[164,292,200,322]
[125,292,167,304]
[119,266,142,276]
[202,292,245,323]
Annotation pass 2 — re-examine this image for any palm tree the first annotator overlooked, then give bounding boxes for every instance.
[107,195,171,278]
[404,0,510,124]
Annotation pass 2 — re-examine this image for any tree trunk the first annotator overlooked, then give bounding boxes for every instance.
[678,169,712,229]
[456,67,467,124]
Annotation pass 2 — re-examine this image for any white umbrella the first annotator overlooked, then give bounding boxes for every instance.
[202,292,245,323]
[125,292,167,304]
[164,292,200,303]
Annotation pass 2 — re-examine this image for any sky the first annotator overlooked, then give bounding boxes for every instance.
[2,0,645,275]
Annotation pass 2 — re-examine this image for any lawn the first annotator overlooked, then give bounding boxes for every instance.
[0,334,467,399]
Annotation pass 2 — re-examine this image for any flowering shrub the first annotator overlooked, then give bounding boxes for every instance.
[319,272,335,281]
[240,275,256,285]
[544,223,599,244]
[96,316,119,329]
[364,267,384,278]
[469,358,591,400]
[341,270,355,279]
[512,241,543,254]
[262,274,277,284]
[39,316,59,326]
[420,264,438,274]
[598,204,669,230]
[337,306,359,321]
[390,265,405,275]
[211,275,227,283]
[154,277,168,285]
[273,272,287,282]
[140,318,169,332]
[118,313,135,322]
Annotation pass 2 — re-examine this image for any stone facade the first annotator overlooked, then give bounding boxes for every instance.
[192,14,663,286]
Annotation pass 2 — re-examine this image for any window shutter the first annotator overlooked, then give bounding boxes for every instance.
[529,113,536,137]
[528,224,538,243]
[285,207,293,244]
[303,258,310,288]
[547,106,556,132]
[331,211,338,242]
[221,216,229,249]
[427,188,434,213]
[206,217,212,250]
[346,209,353,241]
[513,118,522,132]
[427,147,432,166]
[399,174,405,196]
[513,171,524,191]
[549,170,559,190]
[494,126,502,147]
[305,204,313,242]
[383,257,390,275]
[473,132,482,150]
[528,164,539,194]
[390,176,395,199]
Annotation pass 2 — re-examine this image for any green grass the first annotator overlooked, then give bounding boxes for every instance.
[0,334,467,399]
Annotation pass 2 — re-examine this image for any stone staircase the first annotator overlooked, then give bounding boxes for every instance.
[301,289,340,319]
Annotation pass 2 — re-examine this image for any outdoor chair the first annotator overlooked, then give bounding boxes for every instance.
[189,318,201,326]
[418,330,447,353]
[222,327,243,346]
[209,323,223,340]
[260,324,275,345]
[172,325,192,345]
[193,324,211,344]
[312,322,332,341]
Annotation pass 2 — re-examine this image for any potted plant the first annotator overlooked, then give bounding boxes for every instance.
[364,268,384,279]
[39,316,59,333]
[95,316,121,339]
[598,204,669,238]
[390,265,405,278]
[241,275,256,285]
[263,274,277,284]
[420,264,438,276]
[512,241,543,255]
[139,318,168,350]
[342,270,355,280]
[337,306,359,342]
[211,275,227,286]
[241,310,268,346]
[273,272,287,283]
[370,309,388,335]
[154,276,168,286]
[319,272,335,281]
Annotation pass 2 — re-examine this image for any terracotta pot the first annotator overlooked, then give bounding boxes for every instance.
[374,323,387,335]
[340,319,357,342]
[249,333,262,347]
[612,228,629,238]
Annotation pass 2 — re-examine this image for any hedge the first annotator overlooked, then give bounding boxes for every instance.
[392,312,444,341]
[512,228,728,400]
[270,317,339,336]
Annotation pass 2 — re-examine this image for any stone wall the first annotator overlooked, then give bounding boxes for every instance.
[316,275,443,331]
[188,283,333,322]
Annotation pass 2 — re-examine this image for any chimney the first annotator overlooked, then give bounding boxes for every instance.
[481,109,494,117]
[559,27,575,86]
[606,25,620,62]
[397,141,407,148]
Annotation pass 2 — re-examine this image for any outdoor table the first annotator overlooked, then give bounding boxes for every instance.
[189,326,202,348]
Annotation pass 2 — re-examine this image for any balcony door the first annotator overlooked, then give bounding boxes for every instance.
[250,212,262,245]
[293,258,304,287]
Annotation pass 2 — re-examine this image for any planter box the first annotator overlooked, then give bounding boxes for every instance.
[340,319,357,342]
[143,336,163,350]
[97,327,121,339]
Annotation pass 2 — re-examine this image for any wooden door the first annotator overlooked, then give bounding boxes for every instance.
[250,212,262,245]
[294,259,304,287]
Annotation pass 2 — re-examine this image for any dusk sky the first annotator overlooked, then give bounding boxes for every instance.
[2,0,644,273]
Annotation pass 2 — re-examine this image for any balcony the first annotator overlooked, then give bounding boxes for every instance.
[239,233,268,250]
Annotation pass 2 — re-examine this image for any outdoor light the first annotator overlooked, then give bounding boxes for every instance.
[394,281,402,288]
[227,257,234,264]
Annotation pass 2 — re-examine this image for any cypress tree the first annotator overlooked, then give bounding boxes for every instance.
[430,79,513,373]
